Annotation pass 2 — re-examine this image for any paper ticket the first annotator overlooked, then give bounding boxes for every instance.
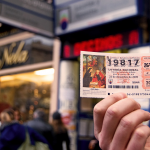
[80,51,150,98]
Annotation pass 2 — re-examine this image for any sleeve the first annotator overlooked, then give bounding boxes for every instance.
[44,125,56,150]
[65,130,70,150]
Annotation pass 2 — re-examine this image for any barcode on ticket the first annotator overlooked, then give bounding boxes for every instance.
[108,85,139,89]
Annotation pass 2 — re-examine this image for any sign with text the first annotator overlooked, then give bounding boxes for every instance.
[0,35,53,69]
[80,51,150,98]
[0,41,29,69]
[55,0,141,35]
[63,30,141,58]
[0,0,53,37]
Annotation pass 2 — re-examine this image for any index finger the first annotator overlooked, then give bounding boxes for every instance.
[93,92,128,139]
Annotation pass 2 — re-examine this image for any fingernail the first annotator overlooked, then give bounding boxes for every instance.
[120,92,127,99]
[137,102,141,108]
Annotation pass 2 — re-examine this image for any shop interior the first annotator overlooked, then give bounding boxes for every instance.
[0,68,54,123]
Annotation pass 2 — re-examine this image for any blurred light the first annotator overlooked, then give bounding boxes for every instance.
[34,68,54,75]
[42,75,54,82]
[34,101,38,105]
[1,76,14,81]
[0,23,2,27]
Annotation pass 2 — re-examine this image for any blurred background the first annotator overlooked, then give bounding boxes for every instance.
[0,0,150,150]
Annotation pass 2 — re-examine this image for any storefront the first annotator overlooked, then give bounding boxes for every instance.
[0,0,60,123]
[54,0,149,150]
[0,32,60,123]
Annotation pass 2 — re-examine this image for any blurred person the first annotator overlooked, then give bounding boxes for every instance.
[0,102,11,113]
[25,108,55,149]
[0,118,51,150]
[20,105,28,123]
[0,108,14,130]
[88,138,102,150]
[94,92,150,150]
[52,111,70,150]
[83,67,93,87]
[12,107,23,124]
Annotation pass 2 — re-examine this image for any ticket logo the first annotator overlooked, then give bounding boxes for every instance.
[108,79,113,84]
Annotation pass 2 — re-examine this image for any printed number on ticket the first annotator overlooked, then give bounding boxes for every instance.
[80,51,150,98]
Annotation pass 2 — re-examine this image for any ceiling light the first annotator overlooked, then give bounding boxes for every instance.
[34,68,54,75]
[1,76,14,81]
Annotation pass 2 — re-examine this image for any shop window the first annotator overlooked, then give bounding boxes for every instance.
[0,68,54,123]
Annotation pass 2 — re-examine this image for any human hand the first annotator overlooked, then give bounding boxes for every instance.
[94,93,150,150]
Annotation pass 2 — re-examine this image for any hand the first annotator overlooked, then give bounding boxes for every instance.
[94,93,150,150]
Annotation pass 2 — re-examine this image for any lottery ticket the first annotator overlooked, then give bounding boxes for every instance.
[80,51,150,98]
